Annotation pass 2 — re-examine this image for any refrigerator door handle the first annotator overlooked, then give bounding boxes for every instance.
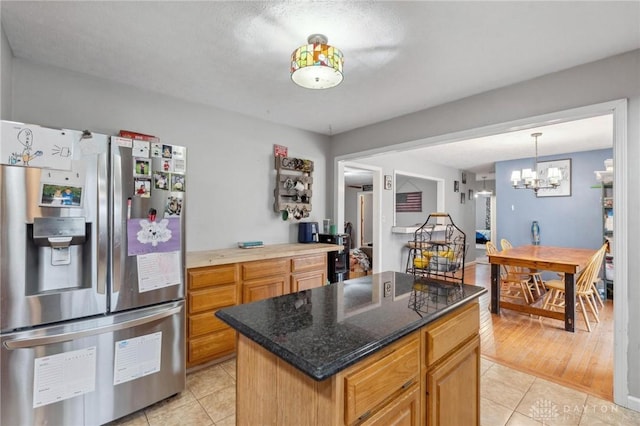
[3,305,182,350]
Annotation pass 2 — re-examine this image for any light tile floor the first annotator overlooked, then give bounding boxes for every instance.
[110,356,640,426]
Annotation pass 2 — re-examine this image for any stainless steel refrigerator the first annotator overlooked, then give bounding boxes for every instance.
[0,121,186,425]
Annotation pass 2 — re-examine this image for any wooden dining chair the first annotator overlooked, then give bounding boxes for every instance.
[486,241,533,304]
[542,243,608,332]
[500,238,545,298]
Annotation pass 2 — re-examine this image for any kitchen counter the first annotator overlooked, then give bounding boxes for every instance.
[216,271,486,380]
[186,242,338,268]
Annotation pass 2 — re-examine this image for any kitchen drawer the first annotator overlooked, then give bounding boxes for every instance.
[291,253,326,273]
[242,258,290,280]
[188,328,236,365]
[424,302,478,366]
[188,264,238,290]
[344,334,420,425]
[188,284,237,314]
[189,309,232,337]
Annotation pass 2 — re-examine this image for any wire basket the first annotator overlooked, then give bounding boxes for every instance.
[406,213,467,285]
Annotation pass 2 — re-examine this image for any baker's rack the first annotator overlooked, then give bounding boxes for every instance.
[405,213,467,286]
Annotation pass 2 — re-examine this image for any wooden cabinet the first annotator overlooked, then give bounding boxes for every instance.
[242,258,290,303]
[242,258,289,281]
[187,264,239,368]
[344,334,420,425]
[422,302,480,426]
[243,275,288,302]
[187,251,329,367]
[291,253,327,292]
[425,336,480,426]
[362,385,420,426]
[234,300,480,426]
[291,270,326,292]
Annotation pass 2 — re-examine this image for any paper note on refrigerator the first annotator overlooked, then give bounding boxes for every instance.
[2,121,74,170]
[33,346,97,408]
[113,332,162,385]
[136,251,181,292]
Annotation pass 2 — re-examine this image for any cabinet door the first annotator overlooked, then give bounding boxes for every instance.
[291,270,326,292]
[243,275,288,303]
[362,385,420,426]
[426,336,479,426]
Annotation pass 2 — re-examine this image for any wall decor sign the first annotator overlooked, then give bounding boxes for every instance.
[384,175,392,190]
[274,144,288,157]
[536,158,571,197]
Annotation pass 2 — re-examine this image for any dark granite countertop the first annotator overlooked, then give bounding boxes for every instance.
[216,271,486,381]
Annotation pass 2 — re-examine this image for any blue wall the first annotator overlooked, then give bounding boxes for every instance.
[495,148,612,250]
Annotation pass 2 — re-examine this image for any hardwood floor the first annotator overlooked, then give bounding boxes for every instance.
[466,261,614,401]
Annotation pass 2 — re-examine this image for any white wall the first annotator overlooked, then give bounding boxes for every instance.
[330,50,640,405]
[1,26,12,120]
[9,58,331,252]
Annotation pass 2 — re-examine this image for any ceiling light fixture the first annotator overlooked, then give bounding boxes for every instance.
[291,34,344,89]
[476,176,492,197]
[510,132,562,194]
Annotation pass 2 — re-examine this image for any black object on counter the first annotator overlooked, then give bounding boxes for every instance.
[318,233,350,282]
[298,222,319,243]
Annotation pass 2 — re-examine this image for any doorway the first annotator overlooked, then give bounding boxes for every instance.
[334,99,627,406]
[357,192,373,248]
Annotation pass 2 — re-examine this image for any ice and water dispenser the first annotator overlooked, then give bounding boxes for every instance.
[26,216,91,293]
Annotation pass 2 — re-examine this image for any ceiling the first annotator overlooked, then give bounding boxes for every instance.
[1,2,635,176]
[346,113,613,184]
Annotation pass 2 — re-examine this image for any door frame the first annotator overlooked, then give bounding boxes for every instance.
[334,98,629,408]
[336,161,382,273]
[356,191,373,247]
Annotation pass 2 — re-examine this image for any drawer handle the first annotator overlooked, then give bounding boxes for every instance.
[401,378,415,390]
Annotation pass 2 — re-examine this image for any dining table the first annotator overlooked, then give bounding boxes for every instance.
[487,244,597,332]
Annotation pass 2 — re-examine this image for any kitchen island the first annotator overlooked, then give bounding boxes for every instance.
[216,271,486,425]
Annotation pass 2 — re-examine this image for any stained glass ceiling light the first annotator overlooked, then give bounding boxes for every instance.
[291,34,344,89]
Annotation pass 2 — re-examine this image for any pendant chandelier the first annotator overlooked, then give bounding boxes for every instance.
[510,132,562,193]
[476,176,492,197]
[291,34,344,89]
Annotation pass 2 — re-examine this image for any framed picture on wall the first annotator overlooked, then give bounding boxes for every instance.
[461,172,467,184]
[460,192,465,204]
[468,189,474,200]
[454,180,459,192]
[536,158,571,197]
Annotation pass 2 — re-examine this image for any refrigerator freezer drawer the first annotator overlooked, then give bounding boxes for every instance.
[0,301,185,426]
